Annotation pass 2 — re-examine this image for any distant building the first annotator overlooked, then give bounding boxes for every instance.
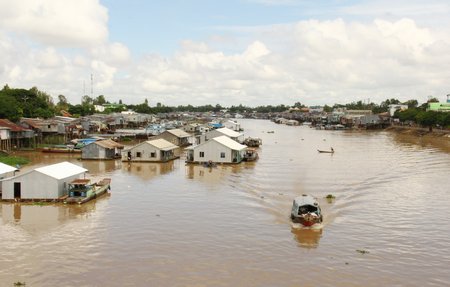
[0,119,34,150]
[388,104,408,116]
[309,106,324,113]
[427,100,450,112]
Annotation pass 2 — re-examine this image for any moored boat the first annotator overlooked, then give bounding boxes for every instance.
[243,137,262,147]
[42,144,81,153]
[243,148,259,161]
[64,178,111,204]
[291,194,323,227]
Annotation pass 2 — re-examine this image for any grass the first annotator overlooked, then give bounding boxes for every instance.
[0,155,30,167]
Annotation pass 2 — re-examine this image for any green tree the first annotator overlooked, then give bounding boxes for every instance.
[323,105,333,113]
[93,95,106,105]
[405,99,418,108]
[395,108,419,122]
[0,93,20,121]
[416,111,437,128]
[56,94,69,113]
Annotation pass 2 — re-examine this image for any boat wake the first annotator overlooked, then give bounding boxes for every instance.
[291,222,323,230]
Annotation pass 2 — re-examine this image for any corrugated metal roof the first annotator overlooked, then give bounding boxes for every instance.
[146,139,178,151]
[0,162,18,174]
[215,127,242,138]
[94,139,124,149]
[0,119,31,132]
[212,136,247,151]
[35,161,88,180]
[166,129,191,138]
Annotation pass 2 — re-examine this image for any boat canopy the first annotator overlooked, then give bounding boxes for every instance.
[293,194,320,211]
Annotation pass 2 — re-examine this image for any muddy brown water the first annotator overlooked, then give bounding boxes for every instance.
[1,119,450,286]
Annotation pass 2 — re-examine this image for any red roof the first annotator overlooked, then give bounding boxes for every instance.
[0,119,30,132]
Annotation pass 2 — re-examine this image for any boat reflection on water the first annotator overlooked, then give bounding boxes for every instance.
[291,227,323,249]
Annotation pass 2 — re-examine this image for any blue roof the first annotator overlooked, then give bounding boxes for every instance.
[77,138,98,144]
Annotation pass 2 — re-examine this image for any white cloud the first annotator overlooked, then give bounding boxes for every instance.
[2,4,450,107]
[121,17,450,106]
[0,0,108,47]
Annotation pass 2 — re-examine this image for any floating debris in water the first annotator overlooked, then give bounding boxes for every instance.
[325,194,335,199]
[356,249,369,254]
[14,282,26,286]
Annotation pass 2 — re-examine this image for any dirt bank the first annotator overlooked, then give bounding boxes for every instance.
[385,126,450,138]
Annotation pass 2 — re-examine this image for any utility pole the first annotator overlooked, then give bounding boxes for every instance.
[91,73,94,98]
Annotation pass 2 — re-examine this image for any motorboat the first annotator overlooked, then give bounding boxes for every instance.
[243,137,262,147]
[291,194,323,227]
[243,148,259,161]
[64,178,111,204]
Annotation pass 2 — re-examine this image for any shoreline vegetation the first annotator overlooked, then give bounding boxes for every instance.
[0,154,30,167]
[385,125,450,138]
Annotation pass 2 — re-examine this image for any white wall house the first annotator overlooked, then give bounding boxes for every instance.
[0,162,17,179]
[122,139,179,162]
[186,135,247,164]
[223,120,241,132]
[1,162,87,201]
[197,127,244,145]
[0,163,18,196]
[388,104,408,116]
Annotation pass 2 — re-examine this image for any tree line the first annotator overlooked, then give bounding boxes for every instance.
[0,85,449,128]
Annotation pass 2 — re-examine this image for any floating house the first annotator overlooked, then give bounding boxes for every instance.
[1,161,87,201]
[197,127,244,145]
[81,139,124,160]
[0,162,18,179]
[0,163,18,197]
[122,139,179,162]
[223,120,241,131]
[186,135,247,164]
[153,129,192,147]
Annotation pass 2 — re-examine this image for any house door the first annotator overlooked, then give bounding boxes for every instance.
[14,182,21,198]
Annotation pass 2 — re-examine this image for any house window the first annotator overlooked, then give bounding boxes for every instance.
[136,152,142,158]
[199,151,205,158]
[220,152,226,158]
[150,152,156,158]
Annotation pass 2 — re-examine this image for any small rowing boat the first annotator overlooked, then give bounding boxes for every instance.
[317,148,334,153]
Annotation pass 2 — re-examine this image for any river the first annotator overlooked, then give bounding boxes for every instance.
[1,119,449,286]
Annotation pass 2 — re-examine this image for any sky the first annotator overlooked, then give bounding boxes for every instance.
[1,0,450,107]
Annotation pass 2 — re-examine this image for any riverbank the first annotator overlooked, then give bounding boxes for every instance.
[385,126,450,138]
